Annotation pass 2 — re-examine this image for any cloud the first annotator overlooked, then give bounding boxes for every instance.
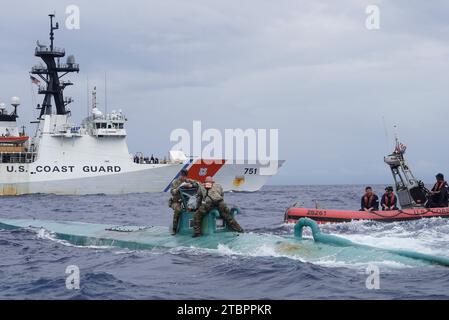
[0,0,448,184]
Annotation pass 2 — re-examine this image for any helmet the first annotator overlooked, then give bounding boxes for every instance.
[436,173,444,180]
[385,186,394,192]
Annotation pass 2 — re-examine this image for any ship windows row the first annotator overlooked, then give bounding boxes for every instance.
[95,122,124,129]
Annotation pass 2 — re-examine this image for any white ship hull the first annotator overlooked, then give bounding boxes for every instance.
[0,112,284,196]
[0,114,283,195]
[0,160,283,195]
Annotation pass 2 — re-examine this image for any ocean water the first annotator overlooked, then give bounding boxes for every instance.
[1,185,449,300]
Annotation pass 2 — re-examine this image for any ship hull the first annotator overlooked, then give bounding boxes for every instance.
[0,160,284,195]
[285,206,449,224]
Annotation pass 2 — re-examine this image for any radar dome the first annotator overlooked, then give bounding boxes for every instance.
[0,103,6,110]
[92,107,103,118]
[67,55,76,65]
[11,96,20,106]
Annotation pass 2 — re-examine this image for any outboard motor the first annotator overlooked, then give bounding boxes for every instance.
[384,139,428,209]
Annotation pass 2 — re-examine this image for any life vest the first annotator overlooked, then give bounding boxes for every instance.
[363,194,375,207]
[202,185,223,204]
[432,181,448,192]
[383,193,396,206]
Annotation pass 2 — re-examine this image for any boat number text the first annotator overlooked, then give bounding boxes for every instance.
[244,168,258,175]
[307,210,326,216]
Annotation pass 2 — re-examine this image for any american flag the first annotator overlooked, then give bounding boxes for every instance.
[395,141,407,154]
[30,75,40,85]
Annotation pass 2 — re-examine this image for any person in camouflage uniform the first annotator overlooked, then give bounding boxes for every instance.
[169,169,199,235]
[192,176,244,237]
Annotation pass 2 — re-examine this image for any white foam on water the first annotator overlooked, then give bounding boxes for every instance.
[314,258,413,270]
[337,232,434,254]
[211,242,308,264]
[168,246,205,255]
[114,250,138,255]
[34,227,114,250]
[317,218,449,259]
[170,237,417,270]
[216,243,235,255]
[213,242,419,269]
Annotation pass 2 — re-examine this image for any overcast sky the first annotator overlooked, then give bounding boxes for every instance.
[0,0,448,185]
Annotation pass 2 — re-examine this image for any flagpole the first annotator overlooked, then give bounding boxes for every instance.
[104,72,107,115]
[86,76,90,117]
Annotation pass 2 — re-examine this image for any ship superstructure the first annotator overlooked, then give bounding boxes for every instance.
[0,15,283,195]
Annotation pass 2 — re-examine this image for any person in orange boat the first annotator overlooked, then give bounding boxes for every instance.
[360,186,379,212]
[381,186,398,211]
[427,173,449,208]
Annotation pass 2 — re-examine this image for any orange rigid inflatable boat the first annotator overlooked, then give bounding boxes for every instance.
[285,138,449,224]
[284,206,449,224]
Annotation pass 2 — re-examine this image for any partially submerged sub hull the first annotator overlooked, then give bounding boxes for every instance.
[0,209,240,249]
[1,217,449,267]
[285,207,449,224]
[0,218,238,250]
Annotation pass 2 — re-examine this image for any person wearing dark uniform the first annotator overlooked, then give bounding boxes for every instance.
[169,169,199,235]
[360,186,379,212]
[381,186,398,211]
[427,173,449,208]
[192,176,244,237]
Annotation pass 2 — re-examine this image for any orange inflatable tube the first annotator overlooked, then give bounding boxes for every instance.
[285,206,449,224]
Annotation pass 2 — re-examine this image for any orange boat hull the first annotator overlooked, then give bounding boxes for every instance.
[285,207,449,224]
[0,136,29,144]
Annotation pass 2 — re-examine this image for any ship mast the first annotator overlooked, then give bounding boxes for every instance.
[384,138,429,208]
[30,14,79,119]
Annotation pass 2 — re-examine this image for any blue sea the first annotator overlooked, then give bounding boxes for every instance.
[1,185,449,300]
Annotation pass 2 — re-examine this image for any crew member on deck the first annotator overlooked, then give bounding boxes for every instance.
[169,169,199,235]
[381,186,398,211]
[193,176,244,237]
[360,186,379,212]
[427,173,449,208]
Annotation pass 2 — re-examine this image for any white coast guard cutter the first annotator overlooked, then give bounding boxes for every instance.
[0,14,284,195]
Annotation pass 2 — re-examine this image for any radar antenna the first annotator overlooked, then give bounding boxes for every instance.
[30,14,79,118]
[384,136,429,208]
[49,13,59,51]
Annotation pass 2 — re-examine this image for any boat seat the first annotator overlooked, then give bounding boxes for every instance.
[409,186,428,206]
